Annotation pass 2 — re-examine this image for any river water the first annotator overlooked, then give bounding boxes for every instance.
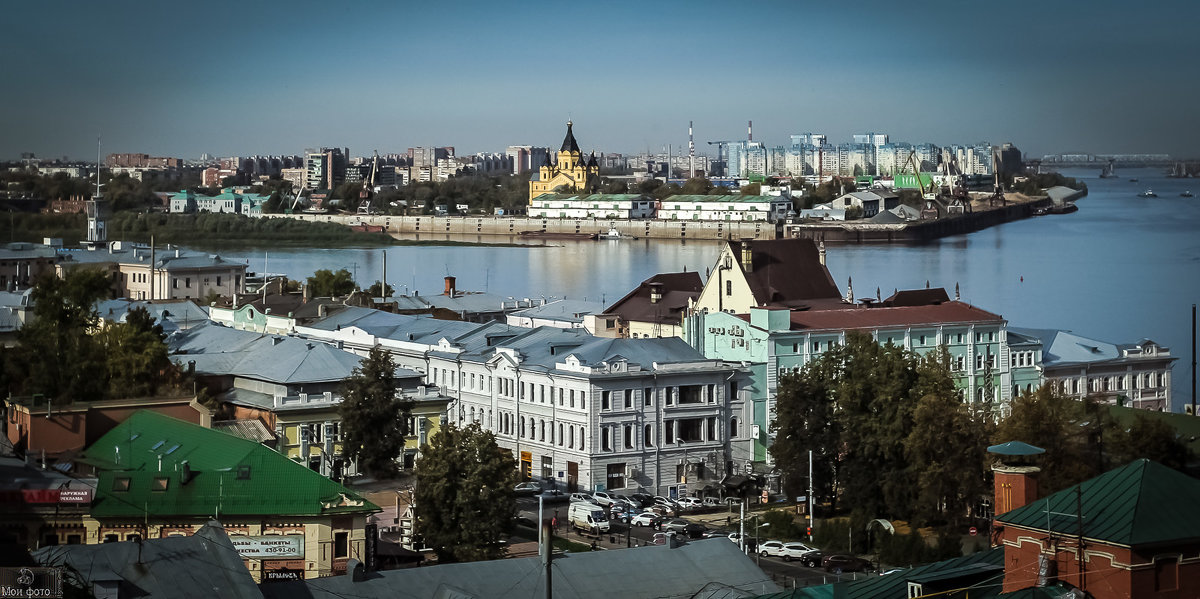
[211,168,1200,404]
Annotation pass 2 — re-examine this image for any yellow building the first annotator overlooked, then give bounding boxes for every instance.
[528,121,600,202]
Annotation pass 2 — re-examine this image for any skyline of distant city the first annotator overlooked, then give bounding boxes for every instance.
[3,0,1198,161]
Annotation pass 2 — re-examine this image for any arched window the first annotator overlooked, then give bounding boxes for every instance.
[540,420,545,442]
[558,423,564,446]
[578,426,585,451]
[568,426,575,448]
[730,417,739,438]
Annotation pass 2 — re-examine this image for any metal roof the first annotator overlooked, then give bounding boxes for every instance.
[785,301,1002,331]
[509,299,604,323]
[169,321,385,384]
[84,410,377,518]
[33,522,263,599]
[262,538,779,599]
[995,458,1200,547]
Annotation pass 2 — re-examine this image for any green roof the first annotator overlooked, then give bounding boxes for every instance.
[995,459,1200,547]
[84,411,378,519]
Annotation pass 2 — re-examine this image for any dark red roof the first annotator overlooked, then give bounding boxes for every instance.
[605,272,703,326]
[786,301,1002,331]
[729,238,841,307]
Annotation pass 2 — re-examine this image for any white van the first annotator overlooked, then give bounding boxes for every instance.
[568,502,610,535]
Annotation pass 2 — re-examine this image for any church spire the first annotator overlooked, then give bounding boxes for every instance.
[561,120,580,153]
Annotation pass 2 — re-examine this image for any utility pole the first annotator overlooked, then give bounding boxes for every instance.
[808,449,814,543]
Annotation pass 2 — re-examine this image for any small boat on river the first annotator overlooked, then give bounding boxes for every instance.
[597,227,637,240]
[1137,189,1157,198]
[1182,190,1194,198]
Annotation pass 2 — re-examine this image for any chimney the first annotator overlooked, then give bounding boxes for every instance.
[988,441,1044,515]
[649,282,663,304]
[739,239,753,272]
[318,304,327,318]
[444,276,456,297]
[302,283,311,303]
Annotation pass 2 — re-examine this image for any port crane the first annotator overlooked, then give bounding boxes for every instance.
[902,150,937,200]
[357,151,380,215]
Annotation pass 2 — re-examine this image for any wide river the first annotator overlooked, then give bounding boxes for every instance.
[212,168,1199,406]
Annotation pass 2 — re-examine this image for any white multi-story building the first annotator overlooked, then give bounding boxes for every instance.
[529,194,656,219]
[655,195,791,222]
[296,308,749,498]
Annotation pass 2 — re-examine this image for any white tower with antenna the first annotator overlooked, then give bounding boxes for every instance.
[86,138,108,247]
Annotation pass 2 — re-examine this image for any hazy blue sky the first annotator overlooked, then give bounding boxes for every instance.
[4,0,1198,161]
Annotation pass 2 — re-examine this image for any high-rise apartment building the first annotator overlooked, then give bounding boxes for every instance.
[304,148,348,190]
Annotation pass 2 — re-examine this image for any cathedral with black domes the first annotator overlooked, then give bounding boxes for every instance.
[528,120,600,202]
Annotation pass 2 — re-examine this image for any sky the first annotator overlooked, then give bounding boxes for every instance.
[4,0,1198,162]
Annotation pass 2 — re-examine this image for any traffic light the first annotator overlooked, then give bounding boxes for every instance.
[806,527,812,536]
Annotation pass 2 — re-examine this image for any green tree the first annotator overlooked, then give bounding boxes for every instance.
[1109,413,1192,470]
[904,382,991,527]
[306,268,356,297]
[993,386,1093,494]
[366,281,394,297]
[97,306,174,398]
[771,361,841,510]
[15,269,111,402]
[681,177,714,195]
[414,422,517,563]
[338,347,412,478]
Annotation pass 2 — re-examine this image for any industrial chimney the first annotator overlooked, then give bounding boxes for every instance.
[444,276,457,297]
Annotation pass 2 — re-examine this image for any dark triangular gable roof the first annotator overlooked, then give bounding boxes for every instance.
[604,272,703,326]
[995,459,1200,548]
[561,121,581,153]
[728,238,842,308]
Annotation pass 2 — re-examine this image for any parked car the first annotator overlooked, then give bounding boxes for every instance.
[660,519,692,534]
[630,512,662,527]
[758,540,787,557]
[798,550,824,568]
[568,502,610,535]
[569,492,597,504]
[822,554,872,573]
[702,497,723,507]
[653,496,682,511]
[514,482,541,496]
[629,493,656,507]
[780,542,817,562]
[682,523,708,539]
[591,491,617,507]
[679,497,703,508]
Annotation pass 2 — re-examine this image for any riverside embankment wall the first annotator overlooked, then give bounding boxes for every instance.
[258,213,777,240]
[782,197,1055,243]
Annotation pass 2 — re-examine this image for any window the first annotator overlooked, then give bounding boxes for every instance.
[569,426,575,448]
[644,387,653,407]
[602,391,610,410]
[558,423,564,446]
[918,335,926,346]
[602,427,612,451]
[540,420,546,441]
[812,341,820,352]
[112,477,131,492]
[730,417,739,438]
[185,277,191,288]
[334,532,349,559]
[678,385,702,404]
[624,424,633,449]
[725,280,732,296]
[103,534,119,543]
[644,424,654,447]
[623,389,632,409]
[664,421,675,444]
[578,426,585,451]
[216,276,222,286]
[152,477,169,491]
